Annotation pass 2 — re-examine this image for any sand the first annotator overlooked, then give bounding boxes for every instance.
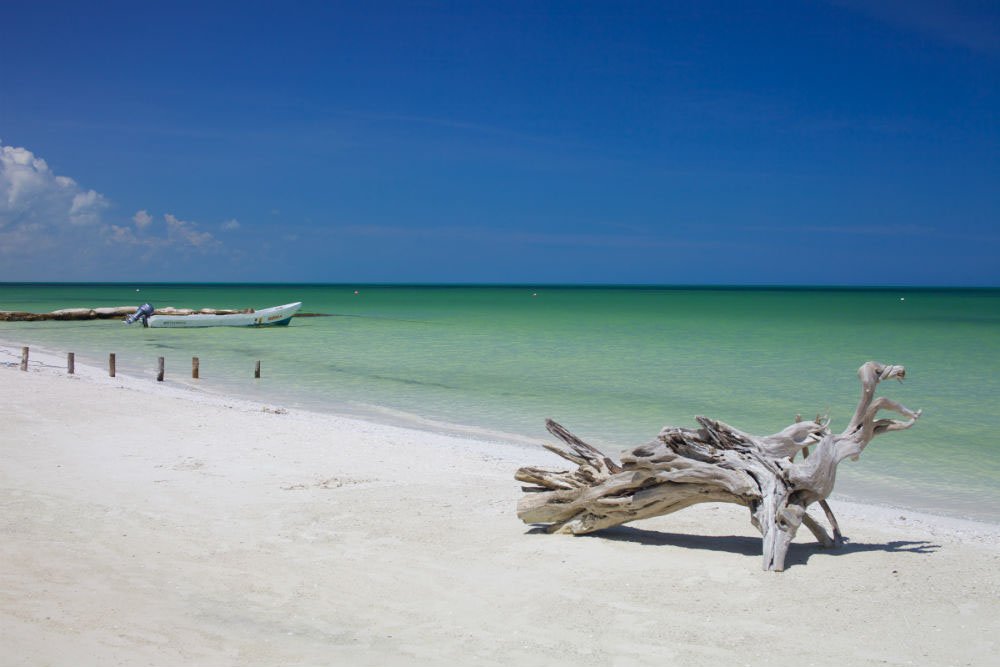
[1,344,999,666]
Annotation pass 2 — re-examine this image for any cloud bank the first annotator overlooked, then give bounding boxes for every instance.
[0,140,109,231]
[0,140,231,280]
[132,209,153,228]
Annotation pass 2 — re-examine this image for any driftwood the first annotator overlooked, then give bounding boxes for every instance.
[516,361,922,571]
[0,306,135,321]
[0,306,249,321]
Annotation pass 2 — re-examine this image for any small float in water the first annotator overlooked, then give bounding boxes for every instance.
[124,302,302,328]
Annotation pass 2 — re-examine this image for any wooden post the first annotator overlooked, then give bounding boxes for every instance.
[67,352,75,374]
[157,356,164,382]
[20,347,28,371]
[254,360,261,378]
[109,353,116,377]
[192,356,199,379]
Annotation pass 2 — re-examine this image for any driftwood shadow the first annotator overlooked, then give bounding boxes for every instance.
[528,525,940,570]
[782,537,940,568]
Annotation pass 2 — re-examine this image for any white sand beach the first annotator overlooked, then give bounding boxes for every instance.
[2,344,999,666]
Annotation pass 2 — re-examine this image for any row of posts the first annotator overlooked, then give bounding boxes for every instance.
[18,346,263,380]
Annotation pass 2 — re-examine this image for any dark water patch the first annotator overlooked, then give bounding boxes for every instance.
[367,374,455,390]
[305,362,457,391]
[326,312,435,325]
[900,315,1000,325]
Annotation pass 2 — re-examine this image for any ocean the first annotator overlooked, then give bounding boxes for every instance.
[2,283,998,523]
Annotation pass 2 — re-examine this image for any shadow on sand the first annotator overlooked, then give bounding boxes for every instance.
[529,525,940,569]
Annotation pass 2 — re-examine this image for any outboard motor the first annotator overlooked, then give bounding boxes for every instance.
[124,303,155,327]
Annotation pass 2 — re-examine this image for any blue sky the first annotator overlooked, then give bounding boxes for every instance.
[1,0,997,284]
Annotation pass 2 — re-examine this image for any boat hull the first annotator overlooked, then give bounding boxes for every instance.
[147,302,302,328]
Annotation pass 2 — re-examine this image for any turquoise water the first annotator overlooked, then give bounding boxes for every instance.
[2,283,998,522]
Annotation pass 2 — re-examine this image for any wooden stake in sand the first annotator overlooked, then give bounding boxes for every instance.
[516,361,923,572]
[157,357,165,382]
[67,352,75,374]
[192,357,199,379]
[20,347,28,371]
[254,360,261,379]
[109,353,116,377]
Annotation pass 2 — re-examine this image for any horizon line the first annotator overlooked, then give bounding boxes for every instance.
[1,281,998,291]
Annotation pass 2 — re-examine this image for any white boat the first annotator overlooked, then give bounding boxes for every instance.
[142,302,302,328]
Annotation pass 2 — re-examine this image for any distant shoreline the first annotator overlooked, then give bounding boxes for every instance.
[0,308,329,322]
[2,281,999,291]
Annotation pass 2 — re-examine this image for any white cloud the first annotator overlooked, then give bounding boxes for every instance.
[0,140,234,279]
[106,212,222,252]
[132,209,153,228]
[164,213,220,249]
[69,189,106,225]
[0,139,109,230]
[106,224,145,246]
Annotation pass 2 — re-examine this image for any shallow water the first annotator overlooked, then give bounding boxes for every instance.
[2,283,998,522]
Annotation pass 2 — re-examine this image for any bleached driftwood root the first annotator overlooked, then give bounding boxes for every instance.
[516,362,922,571]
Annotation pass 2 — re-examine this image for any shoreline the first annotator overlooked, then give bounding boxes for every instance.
[4,340,998,531]
[0,339,556,452]
[3,344,1000,664]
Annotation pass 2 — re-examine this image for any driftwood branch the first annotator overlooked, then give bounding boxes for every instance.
[516,361,921,571]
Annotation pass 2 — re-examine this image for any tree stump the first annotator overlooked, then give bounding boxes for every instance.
[515,361,922,571]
